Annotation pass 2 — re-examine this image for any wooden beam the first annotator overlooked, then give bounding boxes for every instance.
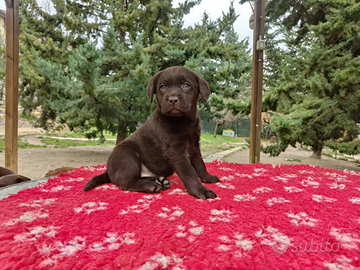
[5,0,19,173]
[249,0,265,163]
[4,0,12,8]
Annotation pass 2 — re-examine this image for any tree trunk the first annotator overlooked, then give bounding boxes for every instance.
[311,143,323,159]
[213,122,219,138]
[213,120,225,138]
[116,122,127,145]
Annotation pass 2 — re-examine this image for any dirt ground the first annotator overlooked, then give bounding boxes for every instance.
[0,107,359,180]
[223,145,360,173]
[0,106,114,179]
[1,139,359,180]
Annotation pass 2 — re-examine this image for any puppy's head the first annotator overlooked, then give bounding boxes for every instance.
[147,66,211,117]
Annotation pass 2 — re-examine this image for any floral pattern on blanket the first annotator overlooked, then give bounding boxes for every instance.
[0,162,360,269]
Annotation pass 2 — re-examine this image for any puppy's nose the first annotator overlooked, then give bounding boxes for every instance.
[168,97,179,105]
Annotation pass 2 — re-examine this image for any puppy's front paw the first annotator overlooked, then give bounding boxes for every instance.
[201,174,220,184]
[144,181,163,193]
[189,186,217,200]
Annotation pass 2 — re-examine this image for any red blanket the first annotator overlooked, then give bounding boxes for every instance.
[0,161,360,269]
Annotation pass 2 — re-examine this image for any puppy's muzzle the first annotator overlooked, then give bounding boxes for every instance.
[168,96,179,105]
[163,95,187,116]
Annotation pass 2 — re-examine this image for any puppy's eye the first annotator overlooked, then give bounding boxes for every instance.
[182,82,190,89]
[159,85,166,91]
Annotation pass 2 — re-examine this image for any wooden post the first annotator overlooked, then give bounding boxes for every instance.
[249,0,265,163]
[5,0,19,173]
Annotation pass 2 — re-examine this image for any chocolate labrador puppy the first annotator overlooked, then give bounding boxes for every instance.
[0,166,31,188]
[84,66,219,199]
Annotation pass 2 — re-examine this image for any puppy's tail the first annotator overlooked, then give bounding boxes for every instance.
[83,171,111,191]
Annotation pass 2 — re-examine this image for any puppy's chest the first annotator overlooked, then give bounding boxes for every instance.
[162,132,198,150]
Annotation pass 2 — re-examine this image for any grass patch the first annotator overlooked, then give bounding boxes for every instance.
[323,152,333,158]
[37,132,246,153]
[47,132,117,140]
[0,139,4,152]
[0,137,47,152]
[20,113,37,121]
[201,133,244,144]
[0,132,246,154]
[38,136,115,148]
[284,158,302,162]
[46,132,85,138]
[18,141,47,150]
[200,133,246,153]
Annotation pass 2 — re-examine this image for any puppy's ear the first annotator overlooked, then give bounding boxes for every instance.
[196,74,211,102]
[147,71,162,103]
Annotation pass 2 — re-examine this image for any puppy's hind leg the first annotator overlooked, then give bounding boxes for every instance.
[107,143,166,194]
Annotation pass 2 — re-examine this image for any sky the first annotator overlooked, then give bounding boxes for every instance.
[174,0,254,47]
[0,0,254,47]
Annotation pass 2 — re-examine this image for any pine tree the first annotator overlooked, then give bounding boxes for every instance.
[258,0,360,158]
[183,5,252,134]
[18,0,252,143]
[19,0,105,127]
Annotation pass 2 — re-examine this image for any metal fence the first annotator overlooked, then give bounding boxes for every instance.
[200,118,251,137]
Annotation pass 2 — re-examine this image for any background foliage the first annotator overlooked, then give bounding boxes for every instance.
[3,0,359,159]
[239,0,360,158]
[8,0,252,143]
